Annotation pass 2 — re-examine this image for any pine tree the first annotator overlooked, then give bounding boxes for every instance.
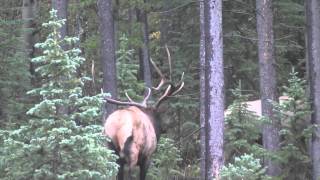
[224,88,265,162]
[116,34,145,100]
[275,70,312,179]
[0,10,118,179]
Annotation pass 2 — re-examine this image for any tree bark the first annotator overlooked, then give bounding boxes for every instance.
[114,0,119,52]
[97,0,118,119]
[204,0,225,179]
[22,0,37,57]
[304,0,313,168]
[75,0,83,48]
[199,0,207,178]
[22,0,37,82]
[256,0,281,176]
[159,0,170,46]
[137,2,152,88]
[128,7,134,37]
[52,0,69,115]
[306,0,320,179]
[52,0,68,38]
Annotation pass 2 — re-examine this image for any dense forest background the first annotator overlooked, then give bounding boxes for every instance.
[0,0,317,179]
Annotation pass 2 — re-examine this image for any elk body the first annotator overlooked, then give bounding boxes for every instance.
[224,96,290,160]
[224,96,289,117]
[104,105,160,180]
[103,49,184,180]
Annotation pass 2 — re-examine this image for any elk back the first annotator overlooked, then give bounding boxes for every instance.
[104,106,158,168]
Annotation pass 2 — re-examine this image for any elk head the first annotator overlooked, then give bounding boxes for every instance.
[103,47,184,180]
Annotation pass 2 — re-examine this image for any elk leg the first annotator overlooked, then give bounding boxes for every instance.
[107,141,125,180]
[139,157,151,180]
[117,158,125,180]
[128,167,133,180]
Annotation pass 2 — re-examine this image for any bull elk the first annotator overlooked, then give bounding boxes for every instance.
[103,48,184,180]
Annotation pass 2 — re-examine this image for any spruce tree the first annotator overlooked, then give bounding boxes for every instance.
[116,34,145,100]
[0,9,118,179]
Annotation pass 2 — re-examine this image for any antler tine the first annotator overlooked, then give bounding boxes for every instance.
[142,88,152,106]
[165,44,172,81]
[153,71,184,107]
[171,81,185,96]
[105,97,147,109]
[154,84,172,108]
[161,72,183,96]
[125,92,134,102]
[152,78,165,90]
[150,57,166,90]
[150,58,164,78]
[176,72,184,86]
[105,90,150,109]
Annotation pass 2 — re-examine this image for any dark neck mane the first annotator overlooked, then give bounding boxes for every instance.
[141,108,161,140]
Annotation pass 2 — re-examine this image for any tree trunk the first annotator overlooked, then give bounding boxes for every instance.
[256,0,281,176]
[304,0,313,169]
[204,0,225,179]
[306,0,320,179]
[114,0,119,52]
[159,0,170,46]
[52,0,69,115]
[22,0,37,83]
[75,0,83,48]
[22,0,37,57]
[137,2,152,88]
[199,0,207,178]
[128,7,134,37]
[97,0,117,119]
[52,0,68,38]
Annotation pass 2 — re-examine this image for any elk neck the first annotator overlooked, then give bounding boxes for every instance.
[139,107,161,141]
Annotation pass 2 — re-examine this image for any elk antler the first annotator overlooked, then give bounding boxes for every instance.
[106,45,184,109]
[150,45,185,108]
[105,88,152,109]
[154,78,184,108]
[165,44,172,81]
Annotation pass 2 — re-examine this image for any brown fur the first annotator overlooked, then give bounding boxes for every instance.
[103,50,184,179]
[104,106,157,178]
[224,96,289,117]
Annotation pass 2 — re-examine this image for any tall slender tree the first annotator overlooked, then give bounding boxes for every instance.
[306,0,320,179]
[203,0,225,178]
[114,0,119,51]
[52,0,68,38]
[97,0,117,119]
[52,0,69,115]
[256,0,281,176]
[199,0,206,178]
[137,0,152,88]
[159,0,170,46]
[22,0,37,57]
[22,0,37,83]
